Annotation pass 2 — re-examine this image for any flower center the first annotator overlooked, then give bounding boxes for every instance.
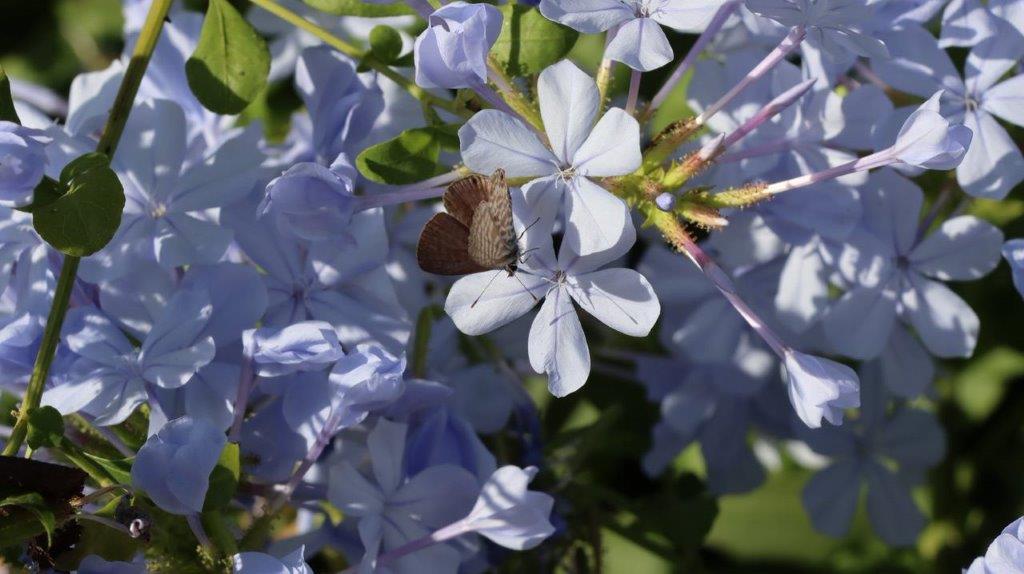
[558,167,577,182]
[150,202,168,219]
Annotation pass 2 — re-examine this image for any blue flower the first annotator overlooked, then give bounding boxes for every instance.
[541,0,728,71]
[78,99,263,282]
[874,22,1024,199]
[131,415,227,515]
[822,170,1003,359]
[224,199,410,354]
[328,418,479,573]
[42,288,216,426]
[0,121,51,208]
[245,321,345,378]
[415,2,503,88]
[800,374,945,546]
[260,155,358,243]
[290,46,384,165]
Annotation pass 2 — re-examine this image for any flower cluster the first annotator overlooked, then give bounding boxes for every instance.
[1,0,1023,570]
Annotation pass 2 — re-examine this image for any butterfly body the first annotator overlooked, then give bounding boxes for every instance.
[417,169,519,276]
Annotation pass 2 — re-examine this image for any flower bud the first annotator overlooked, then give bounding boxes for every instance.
[783,351,860,428]
[892,91,972,170]
[414,2,503,89]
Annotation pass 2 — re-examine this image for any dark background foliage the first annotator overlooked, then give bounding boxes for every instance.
[3,1,1024,571]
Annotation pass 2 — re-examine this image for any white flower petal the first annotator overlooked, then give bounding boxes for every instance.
[459,109,557,177]
[446,272,547,336]
[568,268,660,337]
[528,288,590,397]
[537,60,600,165]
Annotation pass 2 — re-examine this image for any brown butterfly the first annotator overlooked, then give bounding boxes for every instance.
[417,169,521,277]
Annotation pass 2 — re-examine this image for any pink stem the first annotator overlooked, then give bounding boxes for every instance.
[695,25,806,128]
[674,234,788,358]
[720,78,815,151]
[763,149,896,195]
[355,186,447,211]
[343,519,473,573]
[228,357,254,443]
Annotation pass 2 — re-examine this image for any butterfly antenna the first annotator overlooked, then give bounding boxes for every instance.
[519,247,540,265]
[513,272,539,302]
[517,217,542,242]
[471,270,504,308]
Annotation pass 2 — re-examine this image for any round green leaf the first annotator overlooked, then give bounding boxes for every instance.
[356,127,453,185]
[303,0,415,16]
[186,0,271,115]
[369,25,404,64]
[32,152,125,257]
[26,406,64,450]
[491,5,579,76]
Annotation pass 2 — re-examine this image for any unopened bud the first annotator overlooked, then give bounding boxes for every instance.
[709,183,770,208]
[655,193,676,211]
[678,202,728,230]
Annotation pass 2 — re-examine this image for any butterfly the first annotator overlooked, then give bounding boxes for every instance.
[417,169,522,277]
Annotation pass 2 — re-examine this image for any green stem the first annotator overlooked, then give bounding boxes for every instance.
[246,0,466,117]
[202,512,240,556]
[411,306,437,378]
[57,437,115,487]
[2,0,174,457]
[3,257,79,456]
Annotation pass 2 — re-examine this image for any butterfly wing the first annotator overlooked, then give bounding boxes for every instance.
[417,213,491,276]
[468,194,518,269]
[443,174,493,228]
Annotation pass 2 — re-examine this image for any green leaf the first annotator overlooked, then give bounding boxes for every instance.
[302,0,415,16]
[369,25,404,65]
[203,443,240,511]
[82,453,133,485]
[186,0,271,115]
[16,175,64,214]
[356,127,452,185]
[0,65,21,124]
[491,5,579,76]
[0,493,55,546]
[32,152,125,256]
[27,406,64,450]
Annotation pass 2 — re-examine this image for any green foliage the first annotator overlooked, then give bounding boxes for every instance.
[32,152,125,256]
[0,493,55,546]
[301,0,415,17]
[82,453,133,485]
[356,126,458,185]
[369,25,404,65]
[26,406,64,450]
[186,0,270,115]
[203,443,240,511]
[491,4,579,76]
[0,65,19,123]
